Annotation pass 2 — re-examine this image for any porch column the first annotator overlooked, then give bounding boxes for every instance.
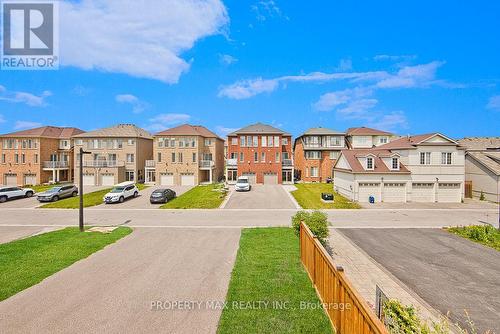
[56,169,60,182]
[209,169,213,183]
[52,169,56,183]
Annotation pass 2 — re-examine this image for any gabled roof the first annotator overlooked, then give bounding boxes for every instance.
[228,123,291,136]
[155,124,222,140]
[458,137,500,151]
[0,126,84,139]
[73,124,152,139]
[467,151,500,176]
[301,127,345,136]
[334,149,410,174]
[377,133,458,150]
[346,126,393,136]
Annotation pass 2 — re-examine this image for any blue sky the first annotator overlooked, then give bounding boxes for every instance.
[1,0,499,138]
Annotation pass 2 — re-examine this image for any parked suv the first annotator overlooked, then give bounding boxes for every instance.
[235,176,251,192]
[0,186,35,203]
[37,185,78,202]
[150,188,176,204]
[103,182,138,204]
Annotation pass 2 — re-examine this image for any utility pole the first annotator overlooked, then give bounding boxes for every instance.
[79,147,91,232]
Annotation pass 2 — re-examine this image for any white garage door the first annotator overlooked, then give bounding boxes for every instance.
[242,173,256,184]
[437,183,461,203]
[83,174,95,186]
[263,173,278,184]
[383,183,406,203]
[358,183,380,203]
[160,173,174,186]
[412,183,434,202]
[181,174,195,186]
[101,174,115,186]
[4,174,17,186]
[24,174,37,186]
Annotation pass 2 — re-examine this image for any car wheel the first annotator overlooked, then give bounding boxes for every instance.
[133,191,138,198]
[0,196,7,203]
[52,195,59,202]
[25,191,34,198]
[119,196,124,203]
[72,191,78,197]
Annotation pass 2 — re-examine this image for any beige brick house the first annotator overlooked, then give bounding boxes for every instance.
[147,124,224,186]
[0,126,84,186]
[73,124,153,186]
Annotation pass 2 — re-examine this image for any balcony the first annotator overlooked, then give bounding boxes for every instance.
[282,159,293,167]
[227,158,238,166]
[145,160,156,168]
[199,160,215,169]
[43,161,69,169]
[303,143,343,150]
[77,160,125,168]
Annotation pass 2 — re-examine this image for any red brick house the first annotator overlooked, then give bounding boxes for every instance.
[226,123,294,184]
[294,127,346,182]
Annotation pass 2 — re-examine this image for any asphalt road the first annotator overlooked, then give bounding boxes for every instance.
[340,228,500,333]
[223,185,296,209]
[0,228,240,334]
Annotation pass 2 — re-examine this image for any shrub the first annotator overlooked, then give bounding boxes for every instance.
[383,299,431,334]
[291,210,329,246]
[479,191,485,201]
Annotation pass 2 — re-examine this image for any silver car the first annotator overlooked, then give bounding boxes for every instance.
[37,185,79,202]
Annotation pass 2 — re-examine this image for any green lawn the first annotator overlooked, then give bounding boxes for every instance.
[291,183,360,209]
[217,228,333,334]
[0,227,132,301]
[447,225,500,251]
[27,183,65,193]
[136,183,149,191]
[40,188,112,208]
[161,184,227,209]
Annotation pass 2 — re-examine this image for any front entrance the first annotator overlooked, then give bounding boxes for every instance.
[282,170,293,183]
[227,169,238,183]
[145,170,156,184]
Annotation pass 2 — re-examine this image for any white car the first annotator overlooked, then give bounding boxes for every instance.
[0,186,35,203]
[235,176,251,192]
[103,182,139,204]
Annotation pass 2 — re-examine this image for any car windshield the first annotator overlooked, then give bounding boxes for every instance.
[237,179,248,184]
[110,187,125,193]
[47,187,62,193]
[153,190,164,194]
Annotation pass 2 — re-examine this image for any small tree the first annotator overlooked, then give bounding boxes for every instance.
[292,210,329,246]
[479,191,485,201]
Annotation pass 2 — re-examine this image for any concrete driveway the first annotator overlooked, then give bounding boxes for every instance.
[98,185,193,209]
[0,227,240,333]
[223,185,296,209]
[340,228,500,333]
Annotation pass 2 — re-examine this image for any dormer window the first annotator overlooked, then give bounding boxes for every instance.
[391,157,399,170]
[366,157,374,170]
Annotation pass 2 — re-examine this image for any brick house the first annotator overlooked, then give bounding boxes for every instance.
[73,124,153,186]
[0,126,84,186]
[147,124,225,186]
[294,127,346,182]
[226,123,293,184]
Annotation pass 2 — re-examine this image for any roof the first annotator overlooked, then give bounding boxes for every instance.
[458,137,500,151]
[334,149,410,174]
[467,151,500,176]
[155,124,222,140]
[301,127,345,136]
[346,126,393,136]
[377,133,458,150]
[228,123,291,136]
[73,124,152,139]
[0,126,84,138]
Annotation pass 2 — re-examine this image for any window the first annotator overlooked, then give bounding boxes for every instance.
[282,152,290,160]
[14,154,19,163]
[1,154,5,163]
[267,136,273,147]
[247,136,252,147]
[157,152,162,162]
[379,137,388,144]
[261,136,267,147]
[21,154,25,164]
[254,152,258,162]
[391,157,399,170]
[158,138,164,148]
[170,139,175,147]
[230,152,237,159]
[253,136,258,147]
[240,152,244,162]
[125,171,135,181]
[441,152,452,165]
[231,137,238,145]
[128,139,135,145]
[329,151,340,160]
[178,152,183,163]
[126,154,135,163]
[366,157,374,170]
[192,152,196,163]
[204,138,213,146]
[305,151,321,159]
[420,152,431,165]
[240,136,246,147]
[282,138,288,145]
[275,152,280,163]
[171,152,176,163]
[274,136,280,147]
[310,167,319,177]
[261,152,266,162]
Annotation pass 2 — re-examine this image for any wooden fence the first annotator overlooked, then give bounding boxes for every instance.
[464,181,473,198]
[300,223,388,334]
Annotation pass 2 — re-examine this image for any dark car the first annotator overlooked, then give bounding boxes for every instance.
[150,188,176,204]
[37,185,78,202]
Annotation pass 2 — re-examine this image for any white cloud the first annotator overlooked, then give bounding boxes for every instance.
[373,54,417,62]
[314,87,372,112]
[215,125,239,137]
[0,86,52,107]
[251,0,287,21]
[14,121,42,130]
[219,54,238,65]
[370,111,408,131]
[486,95,500,111]
[60,0,228,83]
[376,61,445,88]
[218,78,279,99]
[72,85,91,96]
[115,94,148,113]
[337,99,379,118]
[146,113,191,132]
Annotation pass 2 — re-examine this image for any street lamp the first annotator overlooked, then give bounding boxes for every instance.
[79,147,92,232]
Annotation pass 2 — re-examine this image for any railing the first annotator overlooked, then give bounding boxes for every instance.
[300,223,388,334]
[77,160,125,167]
[227,158,238,166]
[199,160,214,168]
[43,161,69,168]
[304,144,343,149]
[282,159,293,166]
[145,160,156,168]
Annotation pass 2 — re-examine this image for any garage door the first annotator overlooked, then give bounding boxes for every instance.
[437,183,461,203]
[83,174,95,186]
[181,174,195,186]
[24,174,37,186]
[263,173,278,184]
[160,173,174,186]
[101,174,115,186]
[383,183,406,203]
[412,183,434,202]
[358,183,380,203]
[242,173,256,184]
[4,174,17,186]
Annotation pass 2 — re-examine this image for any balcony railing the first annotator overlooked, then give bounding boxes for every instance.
[43,161,69,169]
[282,159,293,166]
[303,143,343,149]
[199,160,215,168]
[77,160,125,168]
[145,160,156,168]
[227,158,238,166]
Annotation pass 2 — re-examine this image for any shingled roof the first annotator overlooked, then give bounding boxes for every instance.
[73,124,152,139]
[155,124,222,140]
[346,126,393,136]
[377,133,459,150]
[228,123,291,136]
[458,137,500,151]
[301,127,345,136]
[0,126,84,138]
[334,149,410,174]
[467,151,500,176]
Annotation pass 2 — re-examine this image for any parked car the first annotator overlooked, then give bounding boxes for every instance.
[0,186,35,203]
[235,176,251,192]
[37,185,78,202]
[103,182,138,204]
[150,188,176,204]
